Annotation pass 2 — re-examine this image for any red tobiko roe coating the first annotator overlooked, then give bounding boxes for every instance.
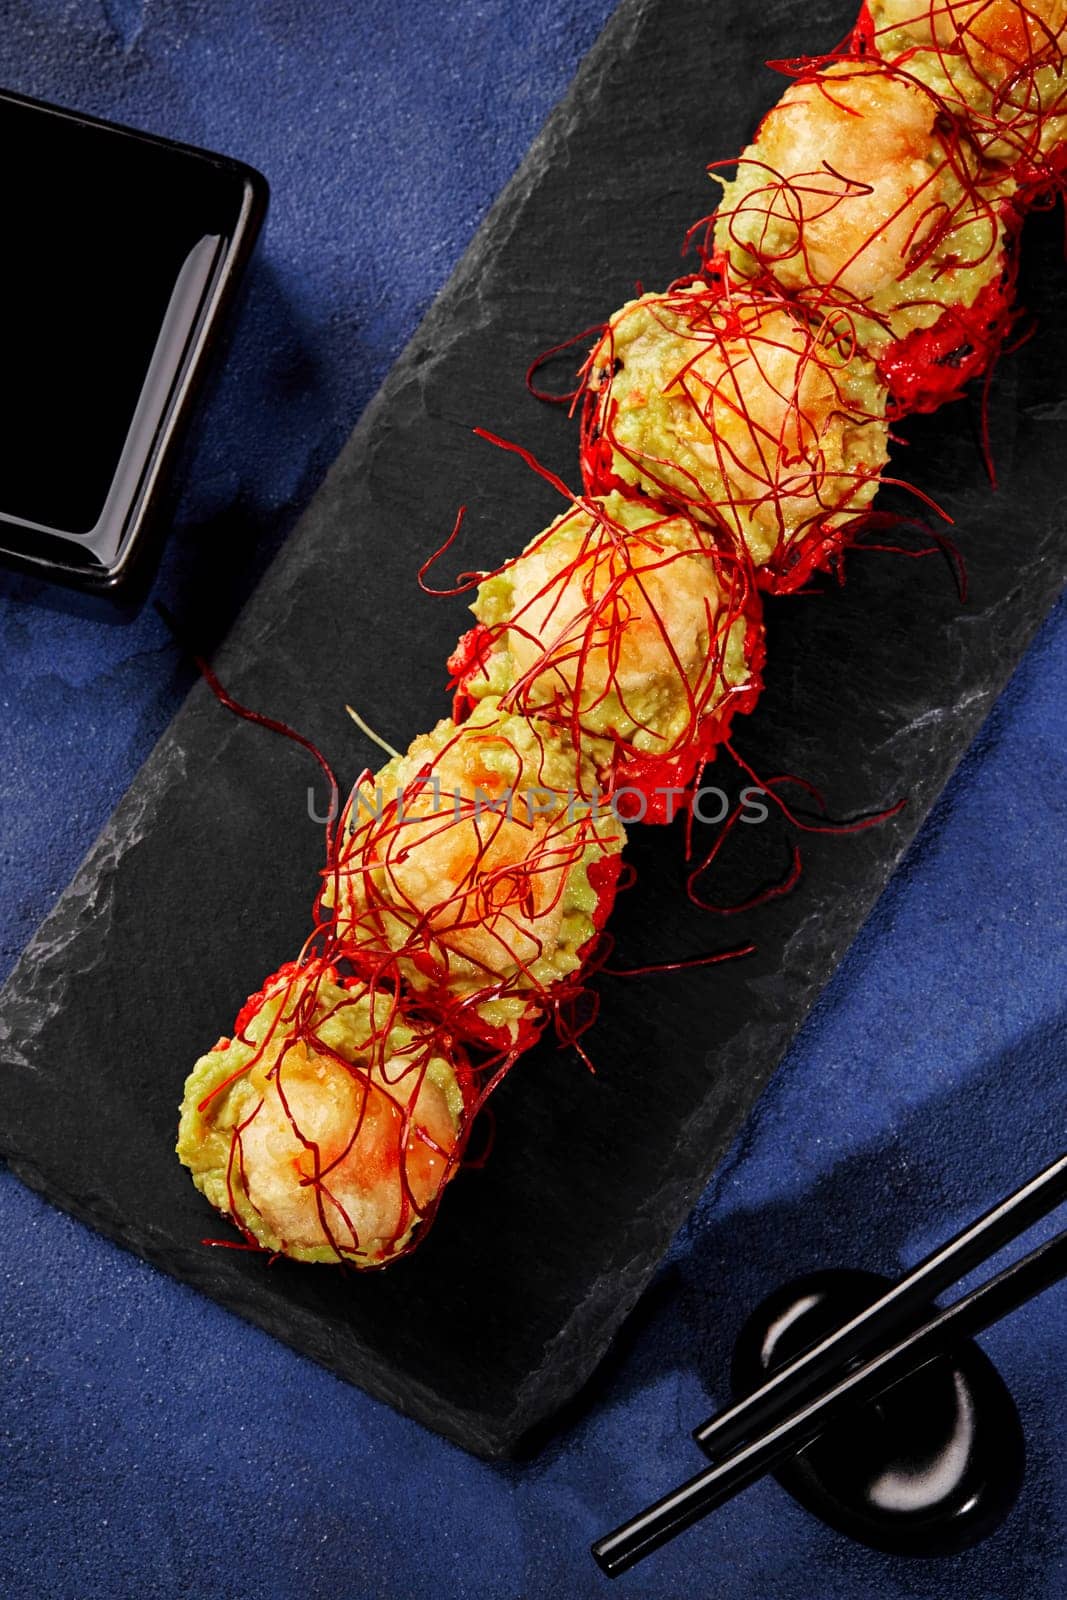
[877,232,1021,416]
[755,519,861,594]
[447,623,494,723]
[585,849,626,938]
[231,958,313,1039]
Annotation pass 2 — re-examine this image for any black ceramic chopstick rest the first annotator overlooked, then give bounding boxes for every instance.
[729,1268,1026,1556]
[592,1154,1067,1574]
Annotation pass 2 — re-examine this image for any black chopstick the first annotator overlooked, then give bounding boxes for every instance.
[592,1225,1067,1578]
[692,1150,1067,1460]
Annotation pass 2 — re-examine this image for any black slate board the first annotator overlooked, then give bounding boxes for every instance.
[2,0,1066,1457]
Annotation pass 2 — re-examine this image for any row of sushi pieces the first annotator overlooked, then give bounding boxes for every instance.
[178,0,1067,1267]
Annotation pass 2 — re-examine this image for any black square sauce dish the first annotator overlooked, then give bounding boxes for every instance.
[0,89,267,597]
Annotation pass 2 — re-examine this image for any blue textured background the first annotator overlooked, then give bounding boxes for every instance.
[0,3,1064,1596]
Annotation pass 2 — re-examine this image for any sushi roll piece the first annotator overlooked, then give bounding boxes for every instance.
[326,699,626,1051]
[580,281,890,585]
[177,961,473,1267]
[863,0,1067,178]
[713,59,1021,413]
[449,492,764,820]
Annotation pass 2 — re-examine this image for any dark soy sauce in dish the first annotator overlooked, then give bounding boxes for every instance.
[0,90,265,593]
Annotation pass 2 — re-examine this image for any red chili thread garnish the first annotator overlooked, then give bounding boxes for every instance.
[598,943,756,977]
[181,15,1063,1270]
[418,504,485,597]
[473,426,576,500]
[186,640,340,858]
[526,321,608,404]
[723,743,908,836]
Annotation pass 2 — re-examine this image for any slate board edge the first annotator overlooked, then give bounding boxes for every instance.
[0,0,1064,1459]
